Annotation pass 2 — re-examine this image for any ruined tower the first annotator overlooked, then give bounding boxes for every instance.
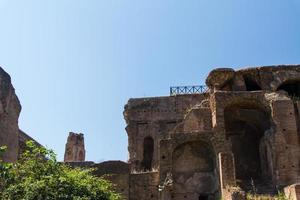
[64,132,85,162]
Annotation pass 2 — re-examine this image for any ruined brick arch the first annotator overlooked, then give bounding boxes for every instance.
[171,140,218,199]
[271,71,300,91]
[277,79,300,98]
[141,136,154,171]
[224,100,272,189]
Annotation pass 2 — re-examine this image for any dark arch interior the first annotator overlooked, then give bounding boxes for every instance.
[141,136,154,171]
[244,76,261,91]
[199,195,209,200]
[224,103,270,189]
[277,81,300,98]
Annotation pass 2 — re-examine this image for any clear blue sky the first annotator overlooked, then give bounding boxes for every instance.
[0,0,300,161]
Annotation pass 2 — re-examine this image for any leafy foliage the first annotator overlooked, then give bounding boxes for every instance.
[0,141,120,200]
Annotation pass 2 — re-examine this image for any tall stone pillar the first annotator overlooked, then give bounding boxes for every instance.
[219,152,241,200]
[272,99,299,185]
[64,132,85,162]
[219,152,236,189]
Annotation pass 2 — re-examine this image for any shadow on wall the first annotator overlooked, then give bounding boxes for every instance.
[224,101,271,189]
[141,136,154,172]
[277,80,300,99]
[171,141,218,199]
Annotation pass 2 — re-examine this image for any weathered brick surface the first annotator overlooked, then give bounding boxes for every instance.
[123,65,300,200]
[219,152,236,189]
[0,67,22,162]
[124,94,208,172]
[64,132,85,162]
[129,172,159,200]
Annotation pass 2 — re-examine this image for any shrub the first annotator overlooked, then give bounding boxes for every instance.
[0,141,120,200]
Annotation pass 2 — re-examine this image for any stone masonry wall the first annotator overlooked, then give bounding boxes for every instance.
[124,65,300,200]
[129,172,159,200]
[124,94,208,172]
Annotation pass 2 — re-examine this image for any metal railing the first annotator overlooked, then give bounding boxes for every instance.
[170,85,208,96]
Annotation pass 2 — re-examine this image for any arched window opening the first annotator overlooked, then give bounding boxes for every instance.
[141,136,154,171]
[224,102,271,190]
[244,76,261,91]
[277,81,300,99]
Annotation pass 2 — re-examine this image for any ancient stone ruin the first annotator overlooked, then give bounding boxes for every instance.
[3,65,300,200]
[122,65,300,200]
[64,132,85,162]
[0,67,40,162]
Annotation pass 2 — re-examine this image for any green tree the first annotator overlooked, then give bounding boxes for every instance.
[0,141,120,200]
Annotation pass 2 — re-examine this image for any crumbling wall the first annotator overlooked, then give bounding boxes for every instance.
[0,67,21,162]
[64,132,85,162]
[120,65,300,200]
[129,172,159,200]
[206,65,300,92]
[159,125,221,200]
[65,160,130,199]
[124,94,207,172]
[93,161,130,200]
[172,141,217,199]
[207,65,300,195]
[269,98,300,186]
[224,101,271,183]
[209,91,277,193]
